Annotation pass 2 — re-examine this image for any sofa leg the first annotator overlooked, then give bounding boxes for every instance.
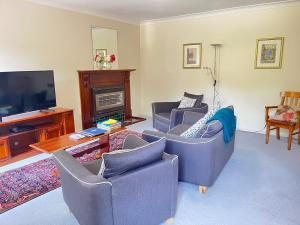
[165,218,174,224]
[198,186,207,193]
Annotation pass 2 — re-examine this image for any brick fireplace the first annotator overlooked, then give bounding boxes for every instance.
[78,69,135,129]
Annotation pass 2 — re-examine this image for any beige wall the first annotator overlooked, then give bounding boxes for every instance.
[140,3,300,132]
[0,0,140,130]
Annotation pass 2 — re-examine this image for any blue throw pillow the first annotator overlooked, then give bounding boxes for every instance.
[99,138,166,178]
[195,120,223,138]
[181,107,219,138]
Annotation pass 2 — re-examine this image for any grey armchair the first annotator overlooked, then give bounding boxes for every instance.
[152,101,208,133]
[53,135,178,225]
[144,111,235,193]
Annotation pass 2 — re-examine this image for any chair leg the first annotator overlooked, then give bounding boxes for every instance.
[276,127,280,140]
[198,186,207,193]
[266,125,270,144]
[288,128,293,151]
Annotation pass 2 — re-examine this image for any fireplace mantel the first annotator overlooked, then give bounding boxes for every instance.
[78,69,136,129]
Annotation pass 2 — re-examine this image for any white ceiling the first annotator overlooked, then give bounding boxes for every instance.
[28,0,295,23]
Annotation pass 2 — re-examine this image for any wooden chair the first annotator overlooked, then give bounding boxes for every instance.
[265,91,300,150]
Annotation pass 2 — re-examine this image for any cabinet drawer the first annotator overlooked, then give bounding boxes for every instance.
[42,124,63,140]
[0,138,9,160]
[9,131,38,156]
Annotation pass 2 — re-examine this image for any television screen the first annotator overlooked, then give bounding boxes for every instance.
[0,70,56,118]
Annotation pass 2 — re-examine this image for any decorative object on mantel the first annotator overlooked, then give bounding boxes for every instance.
[94,53,116,70]
[203,43,222,107]
[183,43,202,68]
[255,37,284,69]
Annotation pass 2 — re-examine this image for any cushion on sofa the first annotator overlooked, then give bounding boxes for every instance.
[180,107,219,138]
[184,92,204,108]
[99,138,166,178]
[195,120,223,138]
[178,96,196,108]
[167,124,191,135]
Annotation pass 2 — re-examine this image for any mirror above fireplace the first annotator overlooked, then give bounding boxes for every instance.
[91,27,119,70]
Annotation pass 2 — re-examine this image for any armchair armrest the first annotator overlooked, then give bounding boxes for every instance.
[152,101,180,114]
[265,105,278,121]
[169,103,208,128]
[53,150,109,184]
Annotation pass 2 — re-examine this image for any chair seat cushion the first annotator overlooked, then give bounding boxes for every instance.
[99,138,166,178]
[155,112,171,123]
[268,119,297,125]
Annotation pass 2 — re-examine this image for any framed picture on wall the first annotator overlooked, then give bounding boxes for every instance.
[255,37,284,69]
[95,49,107,57]
[183,43,202,69]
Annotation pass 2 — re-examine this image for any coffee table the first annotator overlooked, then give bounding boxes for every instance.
[30,127,124,157]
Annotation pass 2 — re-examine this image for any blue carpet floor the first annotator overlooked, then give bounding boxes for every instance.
[0,120,300,225]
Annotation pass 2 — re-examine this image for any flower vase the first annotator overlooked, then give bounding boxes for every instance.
[102,62,112,70]
[96,62,103,70]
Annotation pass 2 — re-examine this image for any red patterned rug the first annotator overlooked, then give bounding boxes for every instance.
[0,130,141,213]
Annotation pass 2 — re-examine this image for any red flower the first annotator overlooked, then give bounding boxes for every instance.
[110,54,116,62]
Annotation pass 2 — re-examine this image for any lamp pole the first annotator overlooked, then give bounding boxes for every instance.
[204,44,222,108]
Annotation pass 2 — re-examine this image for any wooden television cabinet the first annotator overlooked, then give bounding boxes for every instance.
[0,108,75,161]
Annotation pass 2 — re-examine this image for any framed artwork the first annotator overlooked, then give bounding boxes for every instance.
[95,49,107,57]
[183,43,202,68]
[255,37,284,69]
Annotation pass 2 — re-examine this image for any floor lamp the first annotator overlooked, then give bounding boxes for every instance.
[203,43,222,108]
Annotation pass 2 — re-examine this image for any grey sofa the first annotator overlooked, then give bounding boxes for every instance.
[144,111,235,193]
[152,101,208,133]
[53,135,178,225]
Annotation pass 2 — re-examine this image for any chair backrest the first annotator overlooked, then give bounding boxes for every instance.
[280,91,300,107]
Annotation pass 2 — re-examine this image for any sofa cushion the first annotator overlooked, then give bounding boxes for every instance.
[167,124,191,135]
[178,96,196,108]
[99,138,166,178]
[184,92,204,108]
[196,120,223,138]
[180,107,219,138]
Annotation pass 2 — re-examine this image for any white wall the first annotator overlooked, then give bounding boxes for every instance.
[0,0,140,130]
[140,3,300,132]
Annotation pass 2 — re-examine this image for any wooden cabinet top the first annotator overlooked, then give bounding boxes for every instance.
[78,69,136,74]
[0,108,73,127]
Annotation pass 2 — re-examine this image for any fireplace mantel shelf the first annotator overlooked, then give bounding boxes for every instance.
[78,69,136,73]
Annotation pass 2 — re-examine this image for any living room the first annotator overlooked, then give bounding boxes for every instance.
[0,0,300,225]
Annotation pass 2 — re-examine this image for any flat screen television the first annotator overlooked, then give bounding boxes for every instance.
[0,70,56,119]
